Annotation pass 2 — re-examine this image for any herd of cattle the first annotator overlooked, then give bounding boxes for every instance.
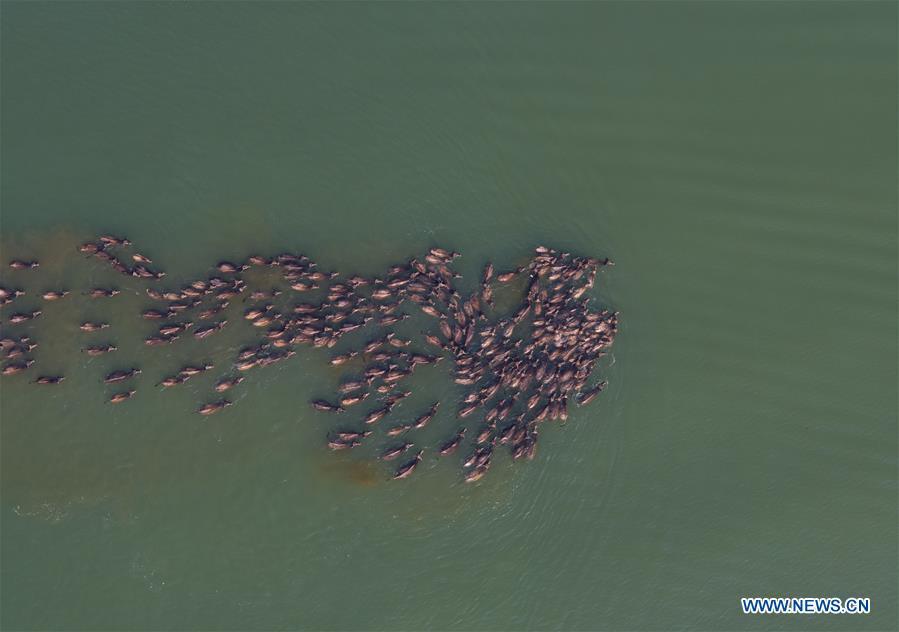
[2,237,617,482]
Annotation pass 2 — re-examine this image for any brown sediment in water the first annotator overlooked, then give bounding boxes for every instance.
[320,458,381,487]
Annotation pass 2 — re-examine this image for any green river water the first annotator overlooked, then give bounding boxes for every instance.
[1,2,896,630]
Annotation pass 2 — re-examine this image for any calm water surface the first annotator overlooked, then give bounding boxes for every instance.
[1,2,896,630]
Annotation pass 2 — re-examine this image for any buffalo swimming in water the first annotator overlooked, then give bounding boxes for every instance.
[9,259,39,270]
[214,376,244,392]
[104,368,140,383]
[34,375,65,385]
[393,450,424,480]
[0,238,617,484]
[80,321,109,332]
[109,389,136,404]
[82,344,117,356]
[381,441,414,461]
[8,310,41,324]
[2,359,34,375]
[88,288,120,298]
[198,400,232,416]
